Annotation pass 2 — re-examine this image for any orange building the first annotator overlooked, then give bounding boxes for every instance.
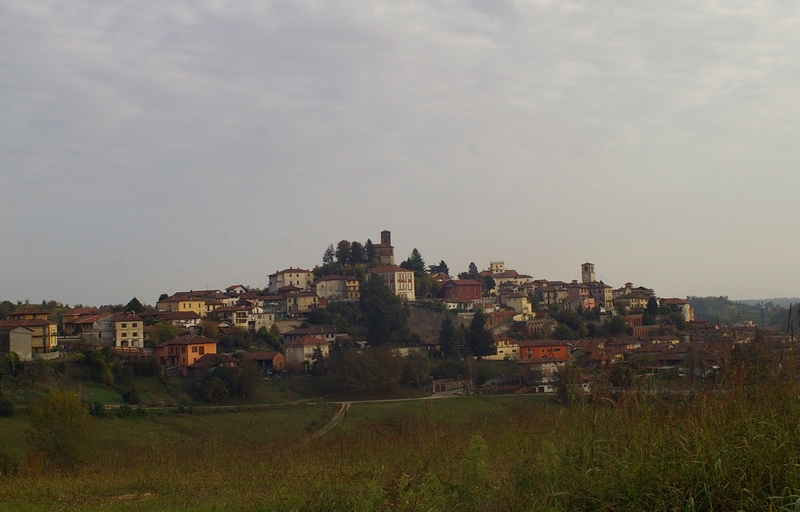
[156,334,217,372]
[518,340,568,361]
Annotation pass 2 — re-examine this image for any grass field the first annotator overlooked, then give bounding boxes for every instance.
[3,377,800,510]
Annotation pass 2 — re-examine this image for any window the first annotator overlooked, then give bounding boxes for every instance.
[121,333,127,337]
[181,347,186,353]
[132,323,137,328]
[121,323,127,328]
[192,346,197,353]
[199,346,205,355]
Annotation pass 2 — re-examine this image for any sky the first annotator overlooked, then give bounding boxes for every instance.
[2,0,799,306]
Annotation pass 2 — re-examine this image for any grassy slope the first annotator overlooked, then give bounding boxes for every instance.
[4,385,800,511]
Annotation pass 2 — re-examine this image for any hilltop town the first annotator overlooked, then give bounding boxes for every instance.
[0,230,795,401]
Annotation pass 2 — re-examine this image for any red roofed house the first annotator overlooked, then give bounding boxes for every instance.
[113,312,144,349]
[518,340,569,361]
[1,309,57,354]
[660,298,695,322]
[156,334,218,373]
[244,351,286,373]
[268,268,314,293]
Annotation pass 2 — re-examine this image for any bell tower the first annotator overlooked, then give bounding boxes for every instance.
[581,262,595,283]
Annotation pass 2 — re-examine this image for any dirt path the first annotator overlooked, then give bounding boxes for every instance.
[312,402,351,438]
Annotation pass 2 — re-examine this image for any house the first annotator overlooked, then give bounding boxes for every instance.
[284,336,329,366]
[660,298,695,322]
[1,309,57,354]
[60,307,106,334]
[614,292,652,311]
[63,312,115,345]
[113,312,144,349]
[586,281,613,309]
[485,335,520,361]
[212,304,274,331]
[268,268,314,293]
[613,282,655,299]
[159,311,202,329]
[0,325,33,361]
[518,340,569,361]
[156,295,210,318]
[501,293,532,316]
[442,279,482,310]
[244,351,286,373]
[283,324,339,344]
[443,279,482,302]
[518,358,566,391]
[225,285,248,296]
[368,265,415,301]
[484,262,532,294]
[313,275,360,301]
[156,334,218,373]
[540,286,568,307]
[284,291,321,318]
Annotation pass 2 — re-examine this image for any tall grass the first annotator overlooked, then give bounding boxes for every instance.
[2,381,800,511]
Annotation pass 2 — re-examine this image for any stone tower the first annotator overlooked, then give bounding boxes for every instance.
[581,262,595,283]
[374,230,394,265]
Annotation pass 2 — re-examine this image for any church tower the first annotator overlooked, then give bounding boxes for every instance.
[581,262,595,283]
[374,230,394,265]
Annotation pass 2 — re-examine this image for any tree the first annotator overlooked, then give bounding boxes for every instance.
[350,241,365,264]
[322,244,335,264]
[256,325,284,352]
[401,248,426,275]
[606,315,628,336]
[467,309,495,360]
[151,321,180,344]
[429,260,449,276]
[124,297,144,314]
[198,375,229,404]
[364,238,376,263]
[415,274,441,299]
[26,391,96,467]
[481,275,496,297]
[468,262,479,279]
[359,274,410,345]
[335,240,351,265]
[439,315,456,358]
[646,296,659,316]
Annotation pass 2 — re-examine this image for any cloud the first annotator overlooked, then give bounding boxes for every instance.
[1,0,799,303]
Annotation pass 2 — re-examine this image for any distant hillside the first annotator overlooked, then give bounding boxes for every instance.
[688,296,798,332]
[734,298,800,308]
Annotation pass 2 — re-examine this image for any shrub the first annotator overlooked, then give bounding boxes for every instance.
[0,396,14,417]
[26,391,96,467]
[87,401,106,418]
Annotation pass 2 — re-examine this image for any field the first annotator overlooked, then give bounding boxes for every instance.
[3,380,800,511]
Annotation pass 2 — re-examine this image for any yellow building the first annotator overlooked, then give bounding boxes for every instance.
[113,313,144,348]
[2,309,57,354]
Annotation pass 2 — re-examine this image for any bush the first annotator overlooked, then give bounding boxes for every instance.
[87,401,107,418]
[26,391,96,467]
[0,396,14,417]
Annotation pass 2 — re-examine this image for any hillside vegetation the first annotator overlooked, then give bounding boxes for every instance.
[2,375,800,511]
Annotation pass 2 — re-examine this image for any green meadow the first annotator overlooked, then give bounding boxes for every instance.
[3,381,800,511]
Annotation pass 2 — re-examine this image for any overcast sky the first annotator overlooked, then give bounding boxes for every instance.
[2,1,799,306]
